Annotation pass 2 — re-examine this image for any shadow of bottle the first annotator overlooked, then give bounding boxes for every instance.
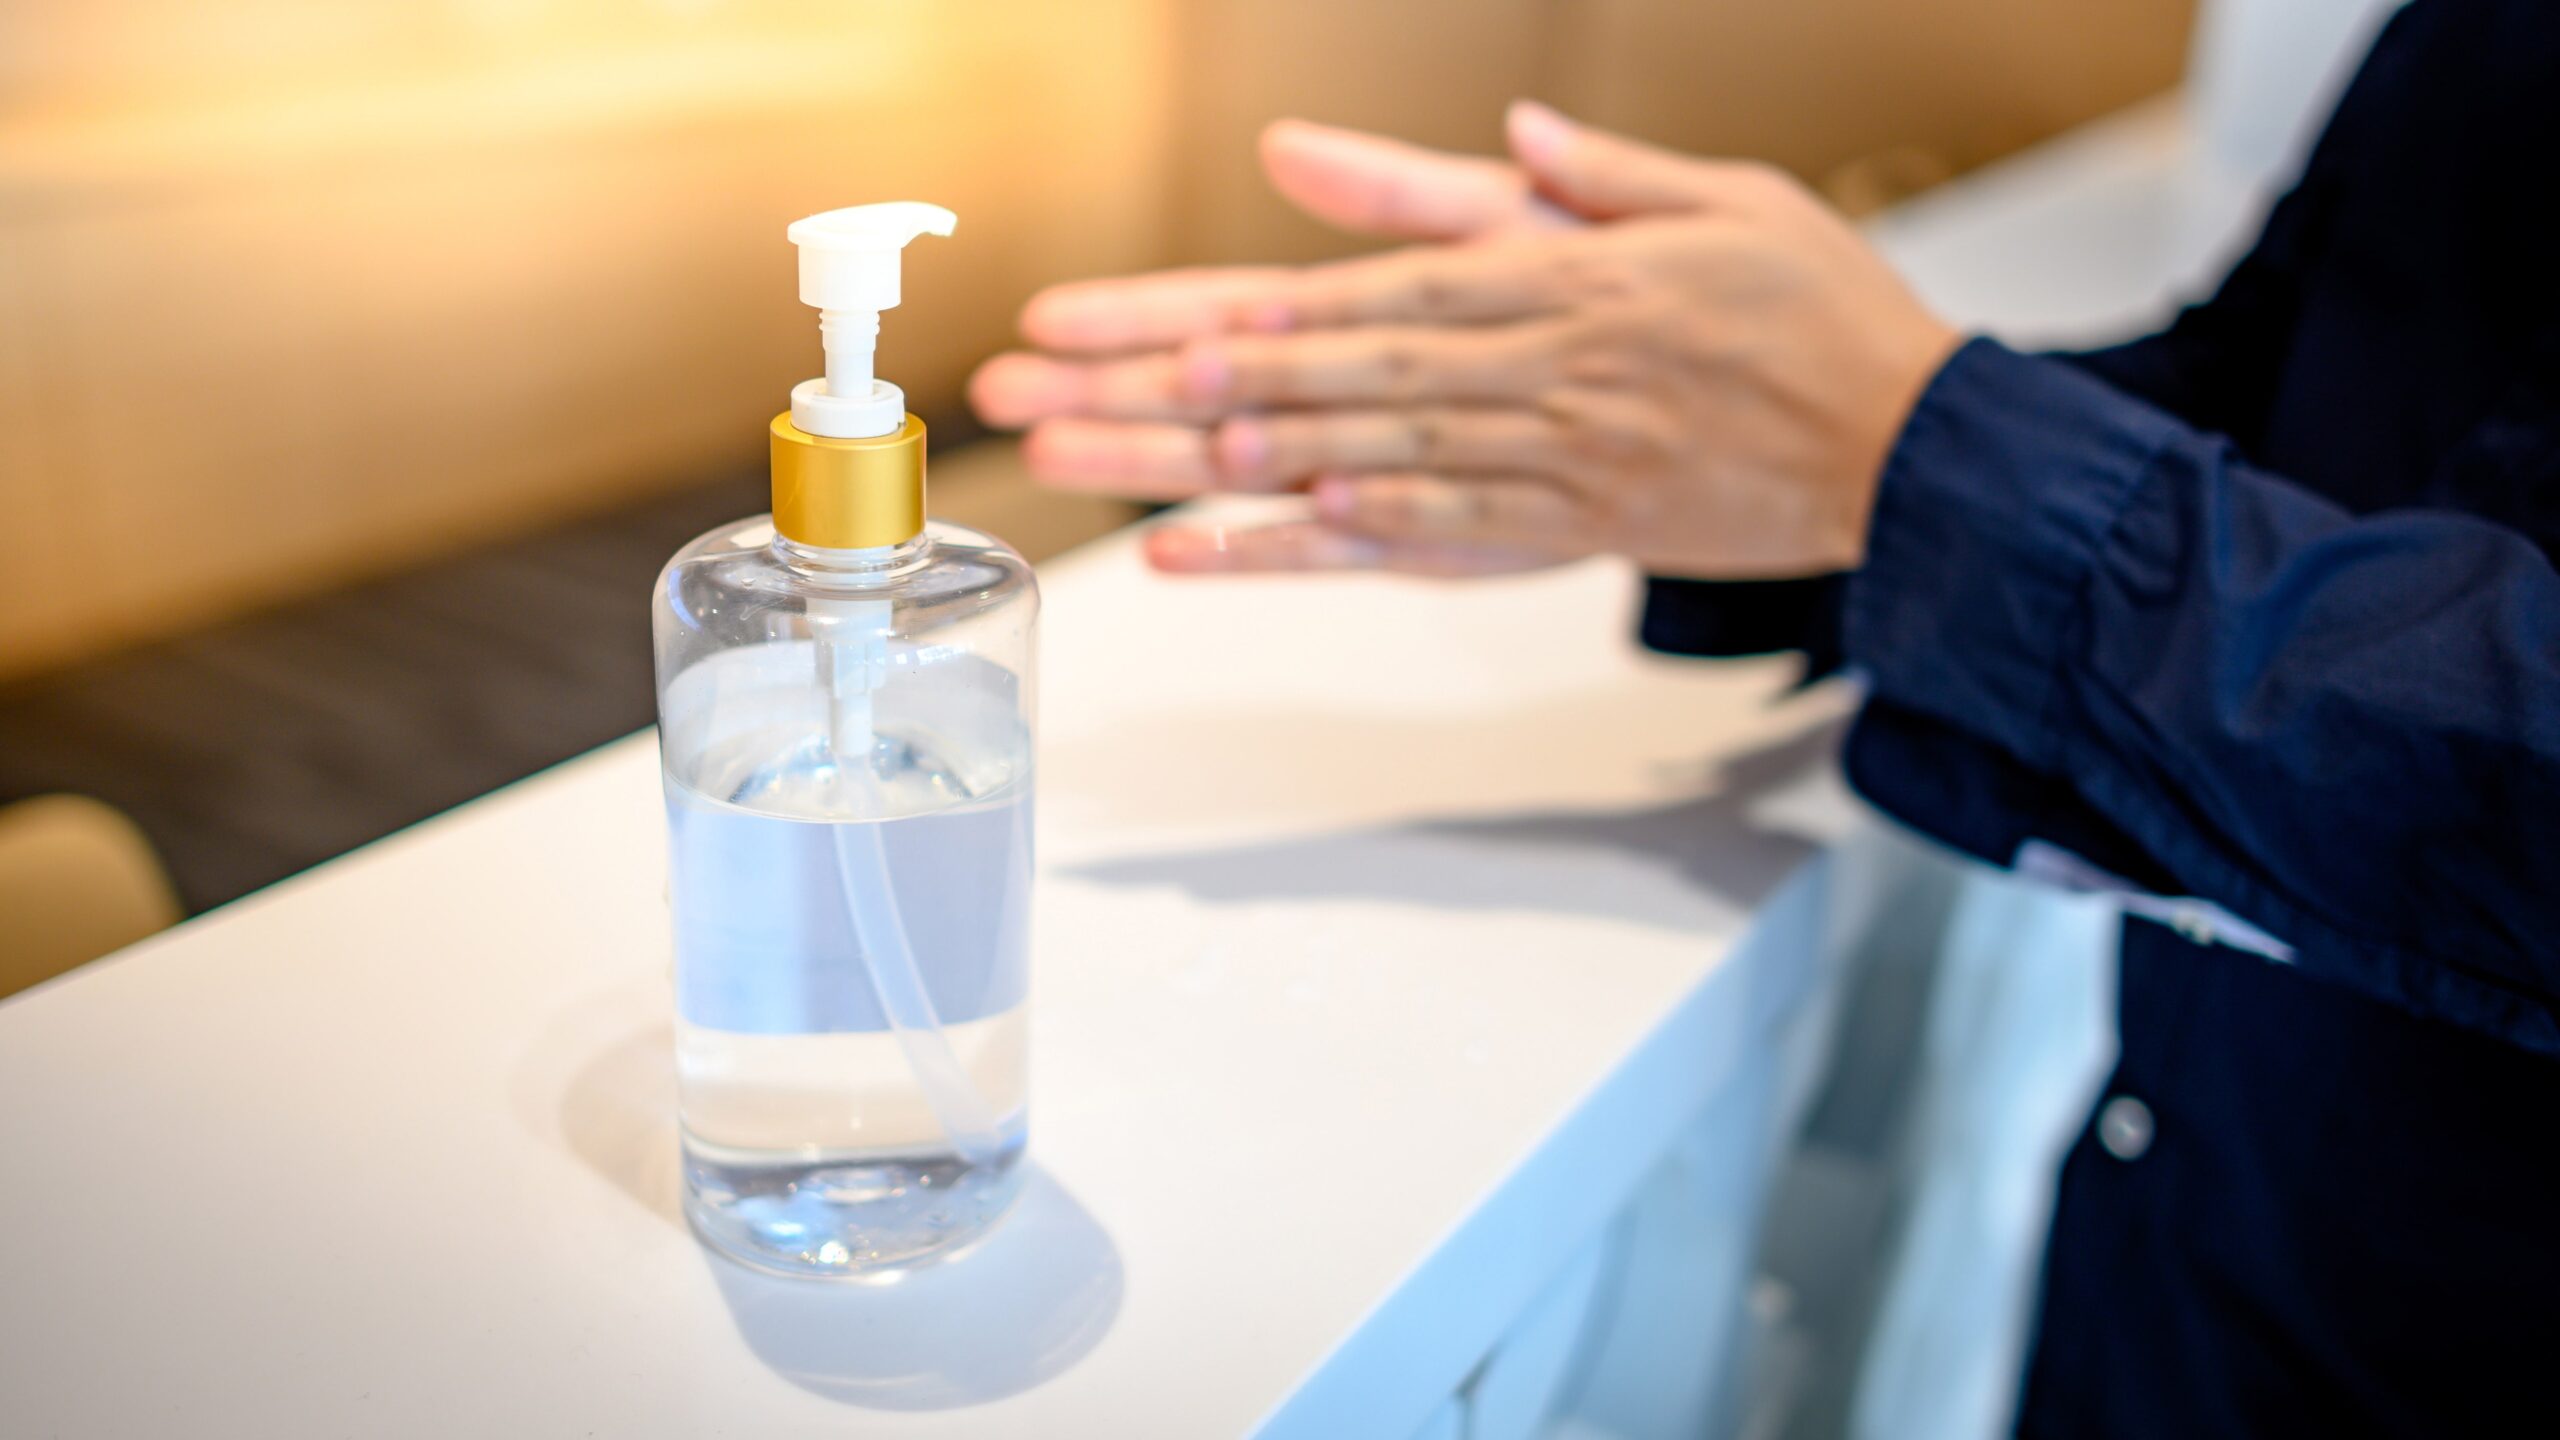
[526,1007,1126,1412]
[702,1161,1125,1411]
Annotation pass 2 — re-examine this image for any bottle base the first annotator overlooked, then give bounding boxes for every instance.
[683,1134,1027,1279]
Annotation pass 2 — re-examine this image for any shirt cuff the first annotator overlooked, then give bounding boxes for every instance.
[1843,336,2181,773]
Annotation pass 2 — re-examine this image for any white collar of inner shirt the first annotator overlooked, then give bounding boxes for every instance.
[2011,840,2296,963]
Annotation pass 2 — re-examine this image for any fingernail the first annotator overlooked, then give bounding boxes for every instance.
[1144,525,1231,572]
[1215,420,1269,480]
[1313,475,1355,522]
[985,354,1091,425]
[1507,99,1571,167]
[1018,292,1072,342]
[1023,421,1117,478]
[1019,422,1086,477]
[1181,347,1233,402]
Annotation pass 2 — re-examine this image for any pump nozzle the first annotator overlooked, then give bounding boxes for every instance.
[786,202,956,439]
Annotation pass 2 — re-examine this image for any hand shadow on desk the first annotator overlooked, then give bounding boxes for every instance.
[534,1017,1124,1410]
[1065,716,1844,929]
[705,1164,1124,1411]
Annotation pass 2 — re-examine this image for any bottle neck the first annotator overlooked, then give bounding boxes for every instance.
[768,411,927,549]
[774,531,931,587]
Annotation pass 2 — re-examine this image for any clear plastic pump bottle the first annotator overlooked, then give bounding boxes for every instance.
[652,203,1037,1276]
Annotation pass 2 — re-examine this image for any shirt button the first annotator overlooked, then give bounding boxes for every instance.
[2098,1096,2155,1162]
[2171,907,2216,946]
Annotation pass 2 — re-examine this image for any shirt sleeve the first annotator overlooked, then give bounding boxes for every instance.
[1846,335,2560,1053]
[1637,575,1846,675]
[1638,2,2400,678]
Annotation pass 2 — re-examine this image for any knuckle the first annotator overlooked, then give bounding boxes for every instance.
[1557,409,1630,461]
[1377,338,1425,397]
[1410,271,1459,318]
[1405,412,1447,466]
[1558,312,1656,388]
[1561,251,1646,303]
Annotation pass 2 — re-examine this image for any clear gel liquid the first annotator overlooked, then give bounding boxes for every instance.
[666,728,1031,1276]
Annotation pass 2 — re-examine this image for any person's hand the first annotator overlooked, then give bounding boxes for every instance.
[974,107,1639,576]
[972,109,1617,576]
[971,103,1960,578]
[1169,110,1961,580]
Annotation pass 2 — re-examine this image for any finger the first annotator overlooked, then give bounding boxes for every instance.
[971,350,1224,427]
[1506,100,1753,220]
[1311,472,1589,548]
[1144,519,1390,572]
[1021,420,1217,500]
[971,352,1086,427]
[1187,325,1563,409]
[1256,242,1569,332]
[1215,408,1572,488]
[1017,265,1291,354]
[1143,520,1567,578]
[1260,118,1573,240]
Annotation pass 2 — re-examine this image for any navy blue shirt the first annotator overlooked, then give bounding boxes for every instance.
[1644,1,2560,1432]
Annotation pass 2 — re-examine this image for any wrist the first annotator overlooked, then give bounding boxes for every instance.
[1838,322,1965,567]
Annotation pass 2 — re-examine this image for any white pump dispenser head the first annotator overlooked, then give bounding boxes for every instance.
[785,201,956,439]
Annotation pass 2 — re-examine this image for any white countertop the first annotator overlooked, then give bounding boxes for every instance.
[0,513,1862,1436]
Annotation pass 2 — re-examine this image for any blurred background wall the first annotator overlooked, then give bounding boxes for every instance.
[1,0,2192,681]
[0,0,1179,679]
[1171,0,2193,259]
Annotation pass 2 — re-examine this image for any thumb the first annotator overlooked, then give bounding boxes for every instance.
[1504,100,1729,219]
[1259,118,1570,240]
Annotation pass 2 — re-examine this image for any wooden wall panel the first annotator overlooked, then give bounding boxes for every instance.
[1545,0,2195,192]
[0,3,1179,678]
[1163,0,1552,264]
[1165,0,2194,258]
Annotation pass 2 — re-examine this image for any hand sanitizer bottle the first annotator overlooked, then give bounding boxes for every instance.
[652,203,1036,1277]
